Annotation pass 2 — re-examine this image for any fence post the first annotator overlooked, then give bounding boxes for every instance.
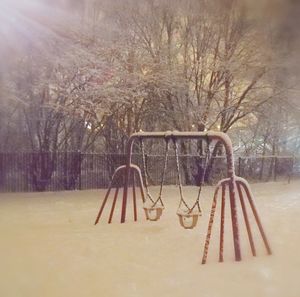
[288,156,294,184]
[78,151,82,190]
[274,156,278,181]
[0,153,2,191]
[238,157,241,177]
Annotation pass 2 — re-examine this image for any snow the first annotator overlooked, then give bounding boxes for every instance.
[0,181,300,297]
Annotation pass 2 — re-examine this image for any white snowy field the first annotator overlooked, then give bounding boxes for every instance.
[0,181,300,297]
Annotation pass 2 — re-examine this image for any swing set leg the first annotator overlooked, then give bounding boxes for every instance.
[201,177,271,264]
[202,178,242,264]
[237,178,272,255]
[108,187,119,224]
[94,167,122,225]
[94,164,145,225]
[228,178,242,262]
[132,173,138,222]
[121,165,130,223]
[219,183,226,262]
[236,181,256,257]
[201,181,223,264]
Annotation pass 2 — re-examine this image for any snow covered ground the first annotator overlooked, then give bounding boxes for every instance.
[0,181,300,297]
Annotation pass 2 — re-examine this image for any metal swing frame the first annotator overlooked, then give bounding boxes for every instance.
[94,131,272,263]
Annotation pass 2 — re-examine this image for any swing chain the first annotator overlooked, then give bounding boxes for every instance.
[140,138,155,204]
[156,138,170,206]
[140,137,170,207]
[173,138,191,212]
[173,135,211,214]
[192,134,211,213]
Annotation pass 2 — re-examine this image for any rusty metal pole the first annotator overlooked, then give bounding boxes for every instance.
[222,136,241,262]
[202,182,222,264]
[120,137,134,223]
[219,183,226,262]
[108,187,119,224]
[236,181,256,256]
[240,180,272,255]
[228,179,241,261]
[132,170,138,221]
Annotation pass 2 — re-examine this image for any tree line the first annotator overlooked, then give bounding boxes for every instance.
[0,0,299,157]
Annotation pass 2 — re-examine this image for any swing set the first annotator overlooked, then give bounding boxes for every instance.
[94,131,272,263]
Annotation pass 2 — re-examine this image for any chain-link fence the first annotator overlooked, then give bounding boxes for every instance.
[0,152,299,192]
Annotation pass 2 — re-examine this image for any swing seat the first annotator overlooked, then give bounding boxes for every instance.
[176,209,201,229]
[143,205,164,221]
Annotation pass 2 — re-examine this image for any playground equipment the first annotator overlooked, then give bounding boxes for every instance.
[94,131,272,263]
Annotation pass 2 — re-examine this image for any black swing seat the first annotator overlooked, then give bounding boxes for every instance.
[176,208,202,229]
[143,203,164,221]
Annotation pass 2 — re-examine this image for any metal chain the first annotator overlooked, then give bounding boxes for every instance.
[142,135,211,213]
[153,139,169,207]
[173,139,191,211]
[174,135,211,214]
[140,138,155,204]
[140,138,170,207]
[191,135,211,213]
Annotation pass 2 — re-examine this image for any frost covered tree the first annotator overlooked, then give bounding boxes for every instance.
[0,0,299,157]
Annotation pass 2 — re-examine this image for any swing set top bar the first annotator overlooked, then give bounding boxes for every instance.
[129,131,231,141]
[125,131,235,178]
